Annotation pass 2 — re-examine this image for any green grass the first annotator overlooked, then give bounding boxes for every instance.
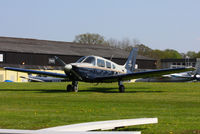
[0,82,200,134]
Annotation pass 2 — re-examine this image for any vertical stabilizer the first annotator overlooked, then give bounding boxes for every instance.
[124,48,138,73]
[194,58,200,74]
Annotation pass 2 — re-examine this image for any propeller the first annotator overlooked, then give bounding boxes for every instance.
[54,56,82,80]
[55,56,72,72]
[54,56,66,66]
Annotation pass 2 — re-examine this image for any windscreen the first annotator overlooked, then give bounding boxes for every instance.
[83,57,96,65]
[76,56,86,63]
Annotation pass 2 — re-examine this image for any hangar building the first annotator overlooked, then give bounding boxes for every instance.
[0,37,157,69]
[161,58,200,68]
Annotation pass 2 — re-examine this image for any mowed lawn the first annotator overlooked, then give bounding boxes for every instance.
[0,82,200,134]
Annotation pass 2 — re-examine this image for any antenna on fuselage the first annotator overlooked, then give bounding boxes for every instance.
[110,55,114,61]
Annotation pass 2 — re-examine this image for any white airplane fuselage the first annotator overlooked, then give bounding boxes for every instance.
[64,56,127,82]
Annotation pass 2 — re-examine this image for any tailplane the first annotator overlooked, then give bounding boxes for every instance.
[124,48,138,73]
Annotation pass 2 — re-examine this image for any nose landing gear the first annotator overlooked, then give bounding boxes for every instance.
[118,81,125,93]
[66,81,78,92]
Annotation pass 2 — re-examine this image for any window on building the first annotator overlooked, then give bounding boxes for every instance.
[48,58,55,64]
[192,63,195,67]
[106,61,111,69]
[0,54,3,62]
[97,59,105,67]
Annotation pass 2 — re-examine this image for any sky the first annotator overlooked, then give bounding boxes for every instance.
[0,0,200,53]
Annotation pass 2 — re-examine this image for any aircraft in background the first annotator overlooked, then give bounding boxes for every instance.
[135,73,200,82]
[20,75,66,82]
[4,48,194,92]
[135,63,200,82]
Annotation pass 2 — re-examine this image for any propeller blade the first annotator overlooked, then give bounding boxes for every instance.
[54,56,66,66]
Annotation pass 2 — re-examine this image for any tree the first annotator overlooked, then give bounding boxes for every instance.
[186,51,197,58]
[106,38,122,48]
[162,49,182,59]
[106,38,140,51]
[152,49,164,59]
[134,44,152,57]
[196,51,200,58]
[74,33,106,45]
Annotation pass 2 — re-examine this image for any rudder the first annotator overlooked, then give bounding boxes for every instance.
[124,48,138,73]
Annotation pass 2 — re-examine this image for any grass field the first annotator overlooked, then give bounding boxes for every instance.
[0,82,200,134]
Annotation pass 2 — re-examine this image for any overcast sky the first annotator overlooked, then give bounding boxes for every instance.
[0,0,199,53]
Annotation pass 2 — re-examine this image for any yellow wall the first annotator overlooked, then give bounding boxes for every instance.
[0,68,64,82]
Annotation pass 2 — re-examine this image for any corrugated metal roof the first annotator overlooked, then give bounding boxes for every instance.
[0,37,155,60]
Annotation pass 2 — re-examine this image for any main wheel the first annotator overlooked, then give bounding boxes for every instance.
[119,85,125,93]
[73,85,78,92]
[66,84,72,92]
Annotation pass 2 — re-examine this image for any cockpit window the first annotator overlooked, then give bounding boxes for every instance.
[97,59,105,67]
[83,57,96,65]
[106,61,111,69]
[76,56,86,63]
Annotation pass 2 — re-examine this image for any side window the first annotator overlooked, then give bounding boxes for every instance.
[112,64,116,69]
[97,59,105,67]
[106,61,111,69]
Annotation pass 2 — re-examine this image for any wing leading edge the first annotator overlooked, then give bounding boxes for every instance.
[4,67,68,79]
[94,67,195,82]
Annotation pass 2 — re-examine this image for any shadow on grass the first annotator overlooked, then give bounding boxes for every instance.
[0,87,165,94]
[115,127,147,131]
[79,87,165,93]
[0,89,67,93]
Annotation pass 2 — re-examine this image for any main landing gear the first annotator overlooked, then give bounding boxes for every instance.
[66,81,125,93]
[118,81,125,93]
[66,81,78,92]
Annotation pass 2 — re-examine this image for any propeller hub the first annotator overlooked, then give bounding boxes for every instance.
[64,64,72,72]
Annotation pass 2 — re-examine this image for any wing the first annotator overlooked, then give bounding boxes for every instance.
[4,67,68,79]
[94,67,195,82]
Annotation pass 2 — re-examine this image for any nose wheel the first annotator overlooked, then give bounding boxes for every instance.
[119,85,125,92]
[66,81,78,92]
[118,81,125,93]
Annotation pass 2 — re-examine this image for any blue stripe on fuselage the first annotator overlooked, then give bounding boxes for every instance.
[75,66,122,81]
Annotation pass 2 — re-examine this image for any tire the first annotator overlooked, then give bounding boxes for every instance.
[73,86,78,92]
[67,84,72,92]
[119,85,125,93]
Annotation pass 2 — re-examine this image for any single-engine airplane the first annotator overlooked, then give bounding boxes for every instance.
[4,48,194,92]
[20,75,66,82]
